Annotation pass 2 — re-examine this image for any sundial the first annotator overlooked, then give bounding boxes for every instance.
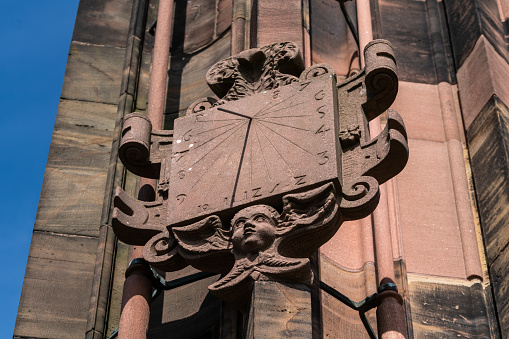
[112,40,409,310]
[167,74,339,226]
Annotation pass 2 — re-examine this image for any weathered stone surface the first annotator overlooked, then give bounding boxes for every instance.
[166,32,231,117]
[320,256,377,339]
[104,242,129,337]
[457,37,509,129]
[147,266,222,338]
[392,81,445,143]
[170,0,232,54]
[467,96,509,264]
[61,42,126,105]
[444,0,509,69]
[397,138,467,279]
[246,281,312,339]
[72,0,134,47]
[254,0,303,50]
[408,275,498,338]
[377,0,436,84]
[14,232,97,339]
[34,100,117,237]
[490,246,509,337]
[310,0,359,79]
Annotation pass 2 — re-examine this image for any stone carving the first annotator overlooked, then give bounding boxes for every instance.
[112,40,409,311]
[172,183,339,311]
[205,41,304,105]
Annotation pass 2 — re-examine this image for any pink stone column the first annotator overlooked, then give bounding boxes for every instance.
[232,0,247,55]
[118,258,153,339]
[356,1,408,338]
[118,0,174,337]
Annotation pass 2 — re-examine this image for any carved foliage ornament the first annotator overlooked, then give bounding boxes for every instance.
[113,40,408,311]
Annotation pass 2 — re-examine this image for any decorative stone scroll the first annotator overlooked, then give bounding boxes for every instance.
[112,40,409,311]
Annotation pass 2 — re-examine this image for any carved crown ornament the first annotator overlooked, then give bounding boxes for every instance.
[113,40,408,311]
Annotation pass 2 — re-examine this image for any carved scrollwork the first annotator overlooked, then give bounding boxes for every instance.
[363,39,398,121]
[171,182,340,312]
[185,97,218,116]
[340,176,380,220]
[112,187,164,245]
[299,63,336,80]
[109,40,409,313]
[119,113,156,177]
[118,113,173,179]
[143,230,187,271]
[204,41,305,104]
[172,215,234,274]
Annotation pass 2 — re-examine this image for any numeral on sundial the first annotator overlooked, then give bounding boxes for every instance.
[317,151,329,165]
[252,187,262,198]
[195,113,205,122]
[315,124,330,134]
[317,105,326,118]
[269,182,280,193]
[173,150,189,162]
[299,81,311,91]
[294,175,306,185]
[315,90,325,100]
[176,194,187,204]
[183,129,192,141]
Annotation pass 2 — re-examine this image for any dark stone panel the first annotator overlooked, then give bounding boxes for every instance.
[310,0,359,78]
[378,0,437,84]
[490,247,509,337]
[442,0,480,70]
[467,96,509,264]
[14,232,97,338]
[171,0,232,55]
[147,266,222,338]
[467,96,509,338]
[444,0,509,69]
[72,0,134,47]
[61,42,126,105]
[409,278,498,338]
[165,31,231,120]
[34,100,117,237]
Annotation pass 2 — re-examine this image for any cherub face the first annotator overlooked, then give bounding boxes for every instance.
[231,205,278,254]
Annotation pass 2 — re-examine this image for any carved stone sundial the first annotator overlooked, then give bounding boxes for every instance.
[112,40,409,311]
[168,74,339,226]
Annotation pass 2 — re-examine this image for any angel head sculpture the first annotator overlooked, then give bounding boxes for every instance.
[172,182,341,312]
[231,205,279,257]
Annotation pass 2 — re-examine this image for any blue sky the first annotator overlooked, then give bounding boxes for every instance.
[0,1,80,335]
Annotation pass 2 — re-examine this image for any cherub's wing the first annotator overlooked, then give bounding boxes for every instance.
[277,182,341,258]
[172,215,234,274]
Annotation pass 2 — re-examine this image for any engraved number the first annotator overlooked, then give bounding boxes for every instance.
[176,194,187,204]
[269,183,280,193]
[178,170,185,179]
[173,150,189,162]
[198,204,209,211]
[183,129,192,141]
[315,124,330,134]
[299,81,311,91]
[294,175,306,185]
[315,90,325,100]
[317,105,326,118]
[317,151,329,165]
[252,187,262,198]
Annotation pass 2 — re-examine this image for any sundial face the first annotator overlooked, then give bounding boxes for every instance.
[167,74,341,226]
